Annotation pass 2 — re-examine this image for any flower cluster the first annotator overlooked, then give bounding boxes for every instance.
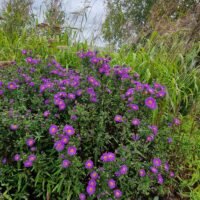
[0,50,180,199]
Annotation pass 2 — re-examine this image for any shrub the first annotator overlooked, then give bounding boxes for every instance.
[0,50,180,199]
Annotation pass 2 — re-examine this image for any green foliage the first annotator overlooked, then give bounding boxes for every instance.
[0,0,34,40]
[0,50,180,199]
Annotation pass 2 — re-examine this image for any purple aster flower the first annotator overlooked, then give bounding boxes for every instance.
[157,174,164,184]
[85,160,94,169]
[13,154,21,161]
[54,140,65,152]
[62,159,71,168]
[26,57,33,64]
[0,81,3,87]
[30,146,37,152]
[58,102,66,111]
[76,89,83,96]
[28,154,37,162]
[49,124,58,136]
[68,93,76,100]
[139,169,146,177]
[164,163,169,172]
[7,82,17,90]
[119,165,128,175]
[170,171,175,177]
[168,137,173,143]
[148,125,158,135]
[67,146,77,156]
[114,115,123,123]
[90,171,99,179]
[173,118,181,126]
[61,135,69,144]
[43,110,50,118]
[129,104,139,111]
[115,171,121,177]
[10,124,19,131]
[132,134,140,141]
[108,179,116,189]
[86,185,96,196]
[88,179,97,187]
[125,88,134,96]
[63,125,75,136]
[0,90,4,96]
[71,115,78,121]
[113,189,122,199]
[87,87,95,96]
[26,138,35,147]
[90,57,99,64]
[153,158,162,167]
[146,134,155,142]
[150,166,158,174]
[2,157,7,164]
[107,152,116,162]
[132,118,140,126]
[145,97,157,110]
[24,160,33,168]
[79,193,86,200]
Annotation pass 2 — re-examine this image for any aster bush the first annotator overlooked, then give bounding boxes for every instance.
[0,50,181,199]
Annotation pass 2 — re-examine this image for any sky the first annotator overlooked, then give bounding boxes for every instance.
[33,0,106,45]
[0,0,106,45]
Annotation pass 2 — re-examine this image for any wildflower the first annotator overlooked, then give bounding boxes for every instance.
[43,110,50,118]
[100,152,115,162]
[114,115,123,123]
[145,97,157,110]
[146,135,155,142]
[24,160,33,168]
[113,189,122,199]
[61,135,69,144]
[86,185,96,196]
[148,125,158,135]
[164,163,169,172]
[129,104,139,111]
[63,125,75,136]
[62,159,71,168]
[68,93,76,100]
[168,137,173,143]
[54,141,65,152]
[90,171,99,179]
[119,165,128,175]
[49,124,58,136]
[28,154,37,162]
[108,179,116,189]
[150,166,158,174]
[153,158,162,167]
[132,134,140,141]
[7,82,17,90]
[88,179,97,187]
[170,171,175,177]
[139,169,146,177]
[157,174,164,184]
[0,90,4,96]
[85,160,94,169]
[132,118,140,126]
[173,118,181,126]
[13,154,20,161]
[26,138,35,147]
[79,193,86,200]
[67,146,77,156]
[10,124,19,131]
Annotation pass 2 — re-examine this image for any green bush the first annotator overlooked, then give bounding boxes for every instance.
[0,50,181,199]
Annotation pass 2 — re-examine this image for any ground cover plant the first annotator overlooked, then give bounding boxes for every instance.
[0,50,184,200]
